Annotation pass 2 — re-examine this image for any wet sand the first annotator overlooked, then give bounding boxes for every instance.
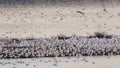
[0,56,120,68]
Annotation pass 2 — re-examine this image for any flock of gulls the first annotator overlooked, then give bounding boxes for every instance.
[0,0,119,68]
[0,33,120,59]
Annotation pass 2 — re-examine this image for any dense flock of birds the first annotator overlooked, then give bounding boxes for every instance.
[0,0,119,59]
[0,34,120,59]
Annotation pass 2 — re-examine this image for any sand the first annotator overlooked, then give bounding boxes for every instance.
[0,2,120,38]
[0,56,120,68]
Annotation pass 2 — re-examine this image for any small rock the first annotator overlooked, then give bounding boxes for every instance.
[91,62,95,64]
[53,63,57,66]
[13,66,16,68]
[82,58,88,62]
[65,61,69,63]
[33,65,36,67]
[13,63,16,65]
[26,64,29,66]
[76,11,85,15]
[5,62,11,64]
[17,61,24,64]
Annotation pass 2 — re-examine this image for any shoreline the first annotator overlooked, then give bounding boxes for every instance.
[0,56,120,68]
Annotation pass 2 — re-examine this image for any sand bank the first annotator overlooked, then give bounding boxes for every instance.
[0,2,120,38]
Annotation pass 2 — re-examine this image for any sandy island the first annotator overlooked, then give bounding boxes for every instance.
[0,0,120,68]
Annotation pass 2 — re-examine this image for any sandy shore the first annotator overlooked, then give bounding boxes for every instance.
[0,56,120,68]
[0,2,120,38]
